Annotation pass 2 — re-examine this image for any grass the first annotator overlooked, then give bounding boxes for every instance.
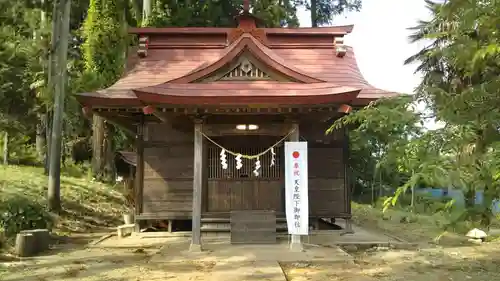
[351,202,470,245]
[0,165,125,238]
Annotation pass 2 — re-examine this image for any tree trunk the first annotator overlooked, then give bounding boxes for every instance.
[35,0,48,163]
[36,114,46,163]
[92,117,116,182]
[411,185,415,211]
[371,179,375,205]
[41,0,47,27]
[44,111,52,174]
[378,171,383,197]
[47,0,71,213]
[411,170,415,211]
[103,123,116,182]
[45,0,61,175]
[310,0,318,27]
[3,132,8,165]
[143,0,151,25]
[91,115,106,179]
[61,125,66,166]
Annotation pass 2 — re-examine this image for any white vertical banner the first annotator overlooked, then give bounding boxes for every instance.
[285,141,309,235]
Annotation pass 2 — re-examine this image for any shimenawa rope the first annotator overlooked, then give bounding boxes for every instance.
[198,128,296,159]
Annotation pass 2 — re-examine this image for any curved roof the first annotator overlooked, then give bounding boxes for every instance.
[167,34,323,83]
[76,22,398,107]
[134,82,360,105]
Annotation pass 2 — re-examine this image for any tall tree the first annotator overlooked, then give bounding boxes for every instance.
[389,0,500,227]
[35,0,48,163]
[296,0,362,27]
[143,0,151,25]
[47,0,72,212]
[0,1,42,165]
[82,0,126,182]
[43,0,62,174]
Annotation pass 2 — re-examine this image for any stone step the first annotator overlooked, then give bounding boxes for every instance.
[201,217,287,223]
[201,222,288,232]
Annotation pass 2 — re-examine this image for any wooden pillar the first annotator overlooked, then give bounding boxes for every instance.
[343,125,354,234]
[289,122,303,252]
[190,119,203,252]
[134,115,145,232]
[201,138,208,212]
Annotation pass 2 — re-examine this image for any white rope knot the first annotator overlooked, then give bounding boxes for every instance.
[235,154,243,170]
[270,147,276,167]
[253,157,261,176]
[220,149,228,169]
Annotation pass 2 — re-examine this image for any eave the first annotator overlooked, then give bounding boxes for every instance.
[134,83,360,105]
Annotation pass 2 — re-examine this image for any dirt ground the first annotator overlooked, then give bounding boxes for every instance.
[2,229,500,281]
[282,244,500,281]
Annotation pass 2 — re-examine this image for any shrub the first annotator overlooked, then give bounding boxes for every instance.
[61,161,91,178]
[1,136,41,166]
[395,193,453,214]
[0,196,53,241]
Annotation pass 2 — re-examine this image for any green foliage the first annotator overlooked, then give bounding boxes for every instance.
[0,196,53,240]
[395,0,500,228]
[61,160,91,178]
[0,25,42,133]
[329,96,422,202]
[143,0,299,28]
[398,194,453,214]
[82,0,126,88]
[0,165,125,246]
[352,202,468,244]
[0,134,41,166]
[331,0,500,233]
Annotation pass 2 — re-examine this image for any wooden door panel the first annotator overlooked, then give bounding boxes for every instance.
[253,180,283,212]
[207,180,282,212]
[230,181,255,210]
[207,180,231,212]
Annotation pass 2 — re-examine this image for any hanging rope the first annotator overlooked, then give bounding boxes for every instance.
[199,128,296,159]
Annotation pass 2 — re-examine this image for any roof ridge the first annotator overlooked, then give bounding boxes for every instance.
[161,33,324,84]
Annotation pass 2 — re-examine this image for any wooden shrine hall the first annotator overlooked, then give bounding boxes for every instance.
[75,3,397,249]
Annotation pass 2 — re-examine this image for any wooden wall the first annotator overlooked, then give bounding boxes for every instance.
[142,122,195,218]
[140,118,349,220]
[300,121,349,218]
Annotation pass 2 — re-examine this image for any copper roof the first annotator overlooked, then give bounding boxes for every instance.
[134,82,360,105]
[76,19,397,108]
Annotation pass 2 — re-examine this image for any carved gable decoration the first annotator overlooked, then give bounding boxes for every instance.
[197,52,295,82]
[220,57,270,80]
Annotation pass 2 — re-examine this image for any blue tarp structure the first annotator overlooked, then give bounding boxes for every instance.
[415,188,500,214]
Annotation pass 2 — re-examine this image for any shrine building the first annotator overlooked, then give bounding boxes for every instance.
[75,5,397,249]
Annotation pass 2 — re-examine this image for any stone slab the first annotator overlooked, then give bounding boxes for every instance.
[151,239,352,263]
[209,261,286,281]
[230,210,276,244]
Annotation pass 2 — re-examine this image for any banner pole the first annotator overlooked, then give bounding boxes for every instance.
[288,122,304,252]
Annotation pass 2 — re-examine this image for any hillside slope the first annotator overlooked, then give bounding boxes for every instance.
[0,165,125,239]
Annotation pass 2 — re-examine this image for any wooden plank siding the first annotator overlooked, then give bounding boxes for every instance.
[142,122,194,218]
[301,121,349,218]
[139,119,350,220]
[206,180,283,212]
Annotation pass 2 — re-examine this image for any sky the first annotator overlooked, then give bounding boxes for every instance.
[296,0,442,129]
[297,0,431,94]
